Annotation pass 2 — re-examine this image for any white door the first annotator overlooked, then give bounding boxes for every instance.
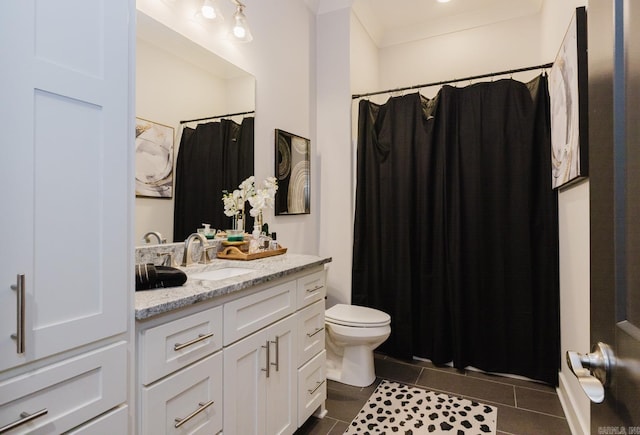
[223,329,268,435]
[567,0,640,429]
[0,0,131,372]
[265,315,297,435]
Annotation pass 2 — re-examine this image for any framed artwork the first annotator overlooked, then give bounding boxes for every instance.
[549,6,588,190]
[135,117,174,198]
[275,129,310,215]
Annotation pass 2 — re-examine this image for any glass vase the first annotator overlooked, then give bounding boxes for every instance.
[234,211,245,232]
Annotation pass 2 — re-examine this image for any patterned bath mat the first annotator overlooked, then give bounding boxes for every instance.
[345,380,497,434]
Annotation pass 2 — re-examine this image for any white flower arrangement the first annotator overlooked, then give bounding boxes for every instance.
[248,176,278,217]
[222,176,278,218]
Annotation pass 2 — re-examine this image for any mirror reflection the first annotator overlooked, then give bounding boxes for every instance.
[135,11,255,245]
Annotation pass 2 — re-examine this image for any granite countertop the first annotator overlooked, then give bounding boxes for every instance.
[135,253,332,320]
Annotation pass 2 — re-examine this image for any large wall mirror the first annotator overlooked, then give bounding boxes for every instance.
[136,11,255,244]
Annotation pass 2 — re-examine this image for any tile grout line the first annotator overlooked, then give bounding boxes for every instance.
[513,385,518,408]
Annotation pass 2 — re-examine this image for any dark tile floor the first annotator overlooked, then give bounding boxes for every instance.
[295,353,571,435]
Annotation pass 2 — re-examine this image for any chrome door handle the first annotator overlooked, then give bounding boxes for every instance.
[0,408,48,433]
[262,340,270,378]
[10,274,25,354]
[174,400,214,428]
[306,327,324,338]
[308,380,325,395]
[270,336,280,372]
[566,342,615,403]
[174,332,214,351]
[306,285,323,293]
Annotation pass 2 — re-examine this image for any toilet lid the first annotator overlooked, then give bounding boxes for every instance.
[325,304,391,327]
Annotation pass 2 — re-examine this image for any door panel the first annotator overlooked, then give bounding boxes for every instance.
[0,0,130,372]
[589,0,640,429]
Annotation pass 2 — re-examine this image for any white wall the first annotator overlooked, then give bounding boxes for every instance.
[377,13,544,94]
[136,0,318,255]
[540,1,591,434]
[317,6,353,306]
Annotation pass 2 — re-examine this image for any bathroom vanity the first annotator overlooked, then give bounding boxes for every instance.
[134,253,331,434]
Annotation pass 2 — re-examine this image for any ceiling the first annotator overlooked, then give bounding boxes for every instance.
[351,0,544,48]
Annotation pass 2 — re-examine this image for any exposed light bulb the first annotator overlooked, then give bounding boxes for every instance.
[230,5,252,42]
[233,24,246,39]
[201,0,217,20]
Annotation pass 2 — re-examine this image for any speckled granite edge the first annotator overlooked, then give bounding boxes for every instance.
[135,253,332,320]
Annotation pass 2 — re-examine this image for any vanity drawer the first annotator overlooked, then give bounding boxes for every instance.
[297,299,325,366]
[141,351,223,435]
[296,270,326,309]
[139,306,223,385]
[224,280,296,345]
[297,350,327,427]
[0,342,126,435]
[66,405,128,434]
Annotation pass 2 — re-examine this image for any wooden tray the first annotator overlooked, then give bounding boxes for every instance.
[217,245,287,261]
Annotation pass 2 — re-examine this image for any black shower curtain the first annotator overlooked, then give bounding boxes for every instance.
[173,117,254,241]
[352,76,560,385]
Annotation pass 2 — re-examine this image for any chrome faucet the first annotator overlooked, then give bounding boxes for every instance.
[181,233,208,266]
[142,231,166,245]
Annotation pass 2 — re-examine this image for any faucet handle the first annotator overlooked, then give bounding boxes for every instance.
[158,252,178,267]
[200,244,218,264]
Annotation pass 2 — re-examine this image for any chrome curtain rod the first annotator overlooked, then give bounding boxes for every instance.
[180,110,255,124]
[351,62,554,100]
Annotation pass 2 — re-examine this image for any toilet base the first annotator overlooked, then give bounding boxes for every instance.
[326,343,377,387]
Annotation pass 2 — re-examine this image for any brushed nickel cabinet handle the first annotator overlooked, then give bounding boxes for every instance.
[0,408,48,433]
[10,274,25,354]
[306,327,324,338]
[174,332,214,351]
[174,400,214,428]
[262,340,270,378]
[270,336,280,372]
[308,380,326,395]
[306,284,323,293]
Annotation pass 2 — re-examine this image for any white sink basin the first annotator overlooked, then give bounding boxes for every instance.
[189,267,255,281]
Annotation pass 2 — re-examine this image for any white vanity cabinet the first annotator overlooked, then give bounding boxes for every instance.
[135,263,329,435]
[223,314,298,435]
[1,1,132,433]
[137,306,224,434]
[223,268,328,435]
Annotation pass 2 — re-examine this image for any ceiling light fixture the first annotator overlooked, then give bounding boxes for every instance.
[437,0,451,3]
[200,0,223,21]
[198,0,252,43]
[230,1,253,43]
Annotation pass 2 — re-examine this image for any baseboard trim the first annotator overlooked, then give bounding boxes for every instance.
[557,371,589,435]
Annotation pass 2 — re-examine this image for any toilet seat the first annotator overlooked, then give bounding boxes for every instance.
[325,304,390,328]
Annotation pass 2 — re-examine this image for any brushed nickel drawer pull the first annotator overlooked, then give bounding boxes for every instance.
[0,408,48,433]
[270,336,280,372]
[174,400,214,428]
[10,274,25,354]
[306,284,323,293]
[174,332,214,351]
[308,380,326,395]
[306,327,325,338]
[262,340,270,378]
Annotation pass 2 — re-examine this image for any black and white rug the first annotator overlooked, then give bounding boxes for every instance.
[345,380,497,434]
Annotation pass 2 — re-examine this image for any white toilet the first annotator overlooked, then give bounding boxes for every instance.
[325,304,391,387]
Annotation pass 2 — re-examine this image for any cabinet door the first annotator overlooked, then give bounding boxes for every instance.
[265,315,297,435]
[0,0,132,371]
[223,328,267,435]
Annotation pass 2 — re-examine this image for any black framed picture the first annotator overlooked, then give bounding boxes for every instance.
[550,6,588,190]
[275,129,310,215]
